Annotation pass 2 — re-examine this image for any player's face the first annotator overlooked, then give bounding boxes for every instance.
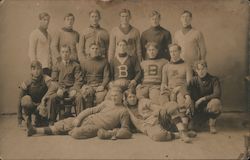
[64,16,74,28]
[89,45,99,58]
[147,46,158,59]
[120,12,131,25]
[110,91,123,105]
[89,12,100,25]
[117,41,127,53]
[60,47,71,61]
[150,15,160,27]
[170,46,181,62]
[31,67,42,78]
[127,93,137,106]
[196,64,208,78]
[40,16,50,29]
[180,13,192,28]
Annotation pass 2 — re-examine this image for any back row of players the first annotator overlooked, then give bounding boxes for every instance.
[19,9,221,143]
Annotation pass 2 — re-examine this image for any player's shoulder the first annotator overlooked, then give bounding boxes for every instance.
[43,75,52,83]
[20,78,32,90]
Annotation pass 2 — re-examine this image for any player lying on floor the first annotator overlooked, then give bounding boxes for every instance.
[18,60,58,127]
[27,87,132,140]
[136,41,169,105]
[124,89,196,143]
[187,60,222,134]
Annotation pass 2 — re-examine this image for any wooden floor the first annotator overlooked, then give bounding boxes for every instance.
[0,113,249,160]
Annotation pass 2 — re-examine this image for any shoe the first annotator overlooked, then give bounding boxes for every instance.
[209,119,217,134]
[180,131,192,143]
[187,130,197,138]
[27,121,36,137]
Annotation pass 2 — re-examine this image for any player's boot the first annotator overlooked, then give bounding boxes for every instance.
[27,120,36,137]
[97,128,117,140]
[180,131,192,143]
[209,118,217,134]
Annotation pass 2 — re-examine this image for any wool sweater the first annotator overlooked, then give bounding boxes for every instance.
[174,28,206,65]
[52,27,80,62]
[187,73,221,102]
[161,59,193,90]
[110,54,141,83]
[28,29,52,68]
[79,25,109,59]
[141,26,172,60]
[80,57,110,87]
[108,25,141,61]
[141,58,169,85]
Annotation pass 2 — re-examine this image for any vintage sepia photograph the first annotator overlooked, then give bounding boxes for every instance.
[0,0,249,159]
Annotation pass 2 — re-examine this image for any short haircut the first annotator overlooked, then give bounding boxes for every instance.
[149,10,161,18]
[89,42,100,48]
[60,44,71,53]
[64,13,75,20]
[168,43,182,51]
[117,39,128,46]
[124,88,136,100]
[119,8,131,17]
[194,60,208,69]
[89,9,101,19]
[30,60,42,69]
[145,41,159,50]
[182,10,192,17]
[38,12,50,20]
[110,86,123,94]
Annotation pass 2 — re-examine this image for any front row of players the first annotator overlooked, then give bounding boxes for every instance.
[18,40,222,143]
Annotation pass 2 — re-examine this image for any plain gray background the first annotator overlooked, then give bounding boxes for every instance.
[0,0,248,113]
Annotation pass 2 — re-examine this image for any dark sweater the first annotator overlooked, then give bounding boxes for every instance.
[187,73,221,102]
[141,25,172,60]
[110,54,142,83]
[80,57,110,87]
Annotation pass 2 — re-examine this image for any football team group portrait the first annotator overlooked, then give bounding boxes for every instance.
[16,6,225,144]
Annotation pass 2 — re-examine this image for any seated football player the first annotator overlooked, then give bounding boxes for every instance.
[160,43,193,130]
[187,60,222,134]
[48,44,83,124]
[109,39,141,92]
[78,42,110,114]
[27,87,132,140]
[18,60,58,127]
[136,41,169,105]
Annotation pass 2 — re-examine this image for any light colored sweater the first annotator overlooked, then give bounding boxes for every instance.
[79,25,109,59]
[28,29,52,68]
[108,26,141,61]
[174,28,206,65]
[51,28,79,62]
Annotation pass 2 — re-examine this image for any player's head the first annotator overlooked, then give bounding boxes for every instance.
[117,40,128,54]
[89,9,101,26]
[169,43,182,62]
[149,10,161,27]
[124,88,138,106]
[60,44,71,61]
[30,60,43,78]
[194,60,208,78]
[180,10,192,28]
[145,41,159,59]
[89,42,100,58]
[110,87,123,105]
[38,12,50,29]
[119,9,131,25]
[64,13,75,29]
